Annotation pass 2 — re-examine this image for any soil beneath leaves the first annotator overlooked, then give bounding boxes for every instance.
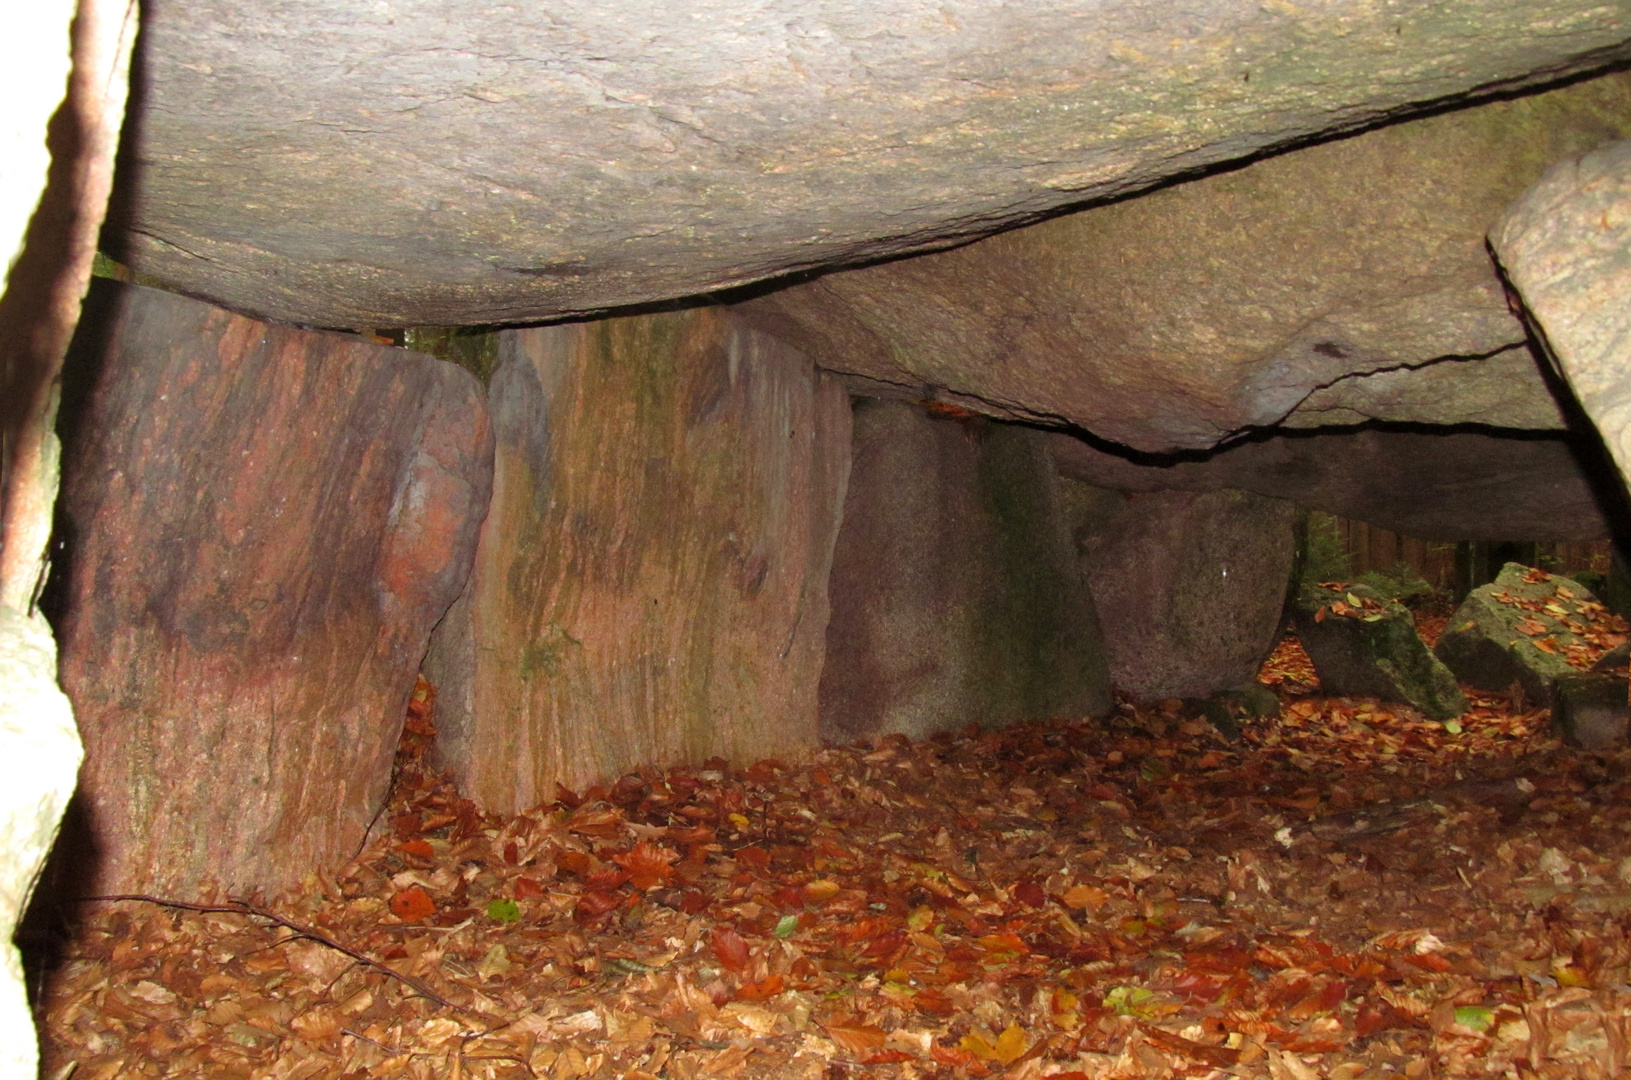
[36,613,1631,1080]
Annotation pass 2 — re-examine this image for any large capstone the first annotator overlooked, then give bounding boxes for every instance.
[1050,428,1616,542]
[113,2,1631,328]
[53,282,493,896]
[744,74,1631,452]
[819,400,1110,743]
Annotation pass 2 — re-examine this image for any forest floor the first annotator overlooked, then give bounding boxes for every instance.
[36,608,1631,1080]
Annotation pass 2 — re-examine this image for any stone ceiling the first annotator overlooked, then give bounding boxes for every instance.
[114,0,1631,328]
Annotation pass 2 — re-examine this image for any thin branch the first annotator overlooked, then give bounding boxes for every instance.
[85,893,455,1010]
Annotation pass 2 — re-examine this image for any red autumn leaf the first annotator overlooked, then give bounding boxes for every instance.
[734,846,771,870]
[1286,978,1347,1018]
[397,838,434,859]
[388,886,436,923]
[514,876,545,900]
[574,890,624,919]
[824,1024,888,1054]
[711,926,751,973]
[611,841,679,889]
[929,1043,981,1067]
[745,758,785,783]
[404,680,436,736]
[861,929,907,958]
[585,867,631,890]
[736,973,784,1000]
[556,850,594,877]
[861,1049,916,1064]
[1012,879,1046,907]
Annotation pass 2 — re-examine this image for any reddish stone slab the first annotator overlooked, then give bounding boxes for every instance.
[55,282,492,896]
[425,310,850,813]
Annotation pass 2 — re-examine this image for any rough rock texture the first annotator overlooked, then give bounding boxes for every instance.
[1073,486,1296,702]
[1050,428,1616,542]
[113,1,1631,327]
[0,609,81,1078]
[1552,672,1629,749]
[819,401,1109,743]
[745,74,1631,452]
[1493,136,1631,488]
[1,0,137,610]
[1293,583,1466,721]
[54,281,493,896]
[424,312,850,814]
[1434,563,1603,704]
[1,1,135,1071]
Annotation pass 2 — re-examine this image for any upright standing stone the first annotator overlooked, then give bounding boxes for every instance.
[818,399,1110,743]
[1078,487,1297,701]
[1492,137,1631,489]
[424,311,850,813]
[55,282,492,896]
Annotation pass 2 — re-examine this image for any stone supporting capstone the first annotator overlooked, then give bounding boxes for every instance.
[818,399,1111,743]
[1074,486,1298,702]
[54,282,492,897]
[425,310,851,813]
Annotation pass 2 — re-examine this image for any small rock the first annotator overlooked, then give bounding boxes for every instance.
[1292,583,1465,721]
[1435,563,1604,702]
[1551,672,1629,750]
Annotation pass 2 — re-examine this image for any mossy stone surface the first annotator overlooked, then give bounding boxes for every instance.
[1434,563,1604,703]
[1295,582,1466,720]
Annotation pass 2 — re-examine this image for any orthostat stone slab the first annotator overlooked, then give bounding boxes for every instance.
[54,281,492,896]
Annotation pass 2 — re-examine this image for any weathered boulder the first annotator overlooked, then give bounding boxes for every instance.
[1434,563,1607,704]
[113,1,1631,327]
[1551,673,1629,749]
[1073,486,1296,702]
[424,311,850,814]
[745,74,1631,453]
[1594,641,1631,675]
[1050,427,1614,542]
[819,401,1109,743]
[1293,583,1466,720]
[1492,136,1631,491]
[54,281,492,896]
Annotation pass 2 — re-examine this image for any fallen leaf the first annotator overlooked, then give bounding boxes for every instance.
[711,926,751,973]
[388,886,435,922]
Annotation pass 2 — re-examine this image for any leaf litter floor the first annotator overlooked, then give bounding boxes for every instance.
[38,627,1631,1080]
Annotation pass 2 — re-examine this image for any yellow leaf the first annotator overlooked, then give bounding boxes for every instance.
[959,1032,998,1061]
[958,1024,1028,1064]
[993,1023,1028,1064]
